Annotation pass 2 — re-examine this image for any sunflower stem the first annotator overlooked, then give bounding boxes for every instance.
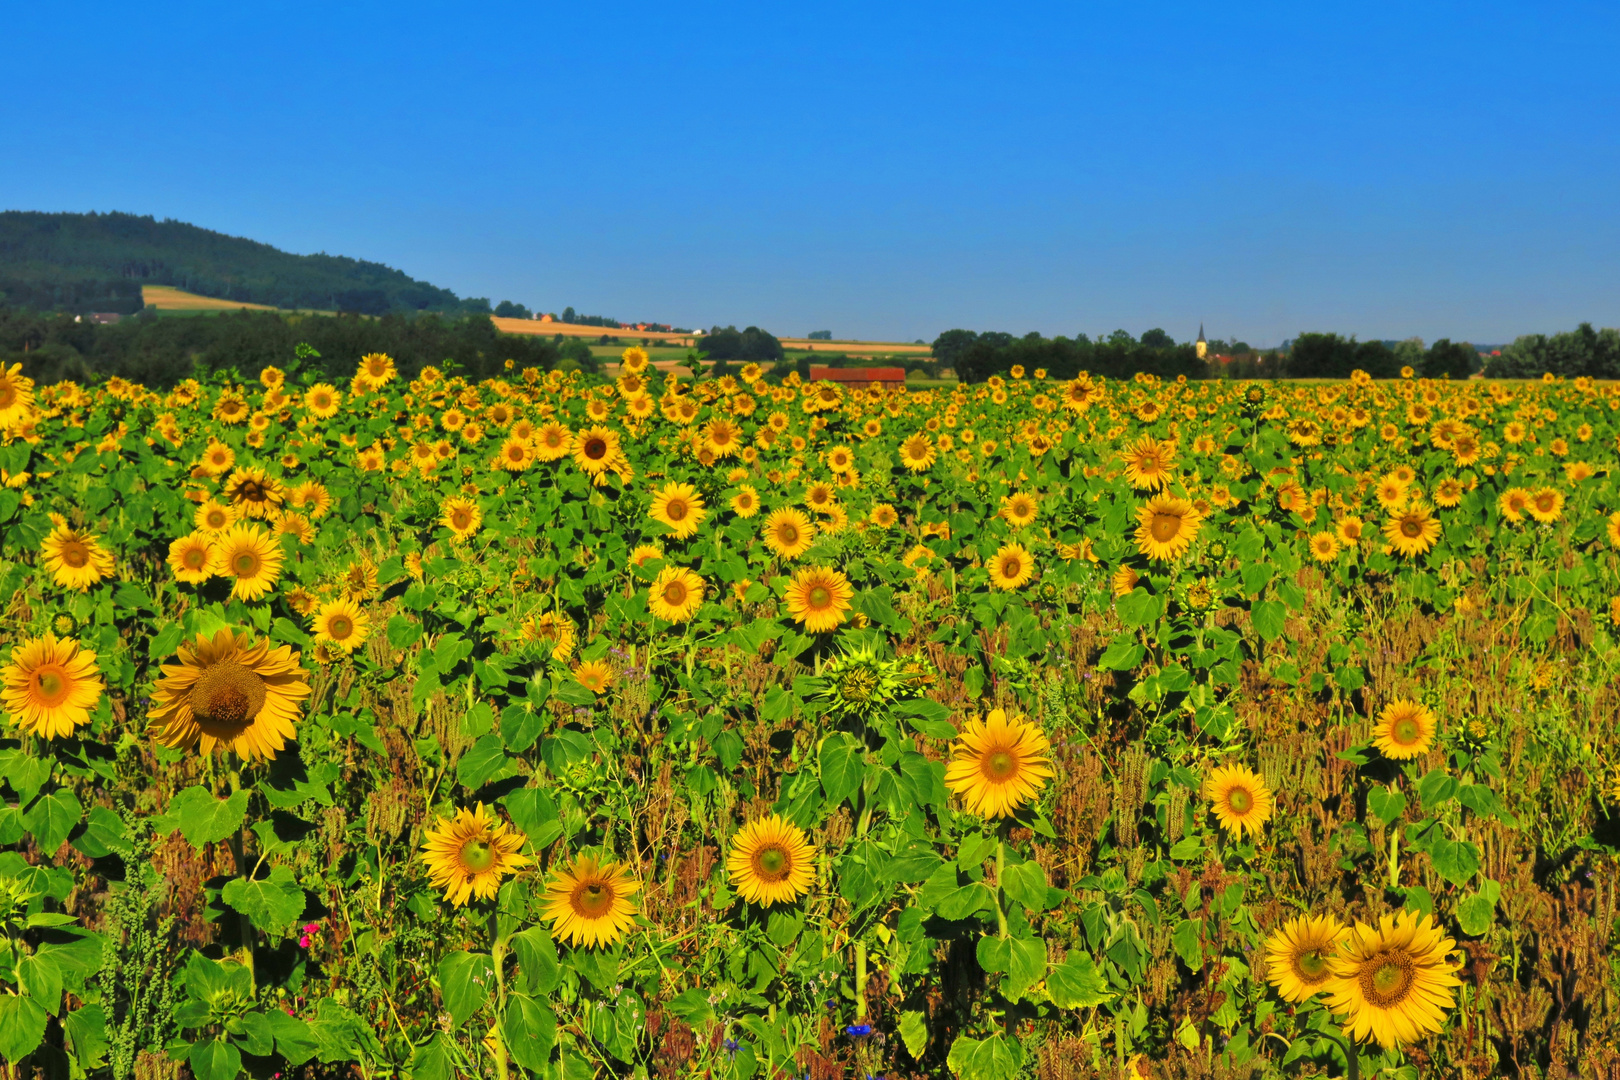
[490,906,510,1080]
[1387,826,1401,890]
[994,837,1009,940]
[854,940,868,1022]
[1317,1029,1361,1080]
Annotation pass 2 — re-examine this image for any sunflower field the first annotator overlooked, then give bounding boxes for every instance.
[0,350,1618,1080]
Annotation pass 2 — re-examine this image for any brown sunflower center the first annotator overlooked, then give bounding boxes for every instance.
[1293,948,1331,983]
[1360,950,1416,1007]
[183,546,208,570]
[981,748,1018,782]
[452,509,472,529]
[583,437,608,461]
[1000,557,1023,578]
[666,500,689,521]
[0,385,14,407]
[571,880,615,919]
[31,666,69,706]
[1401,518,1423,538]
[1150,513,1182,543]
[751,844,792,882]
[459,838,497,874]
[191,661,268,727]
[238,482,267,504]
[60,541,90,568]
[777,524,799,545]
[1227,787,1253,814]
[1391,716,1423,745]
[233,549,261,577]
[327,616,354,640]
[663,581,688,606]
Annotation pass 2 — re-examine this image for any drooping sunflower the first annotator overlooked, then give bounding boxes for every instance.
[1323,910,1462,1049]
[311,599,371,655]
[1383,504,1441,558]
[420,803,531,907]
[222,467,286,519]
[440,496,482,541]
[573,659,615,695]
[541,854,640,949]
[0,633,104,739]
[987,543,1035,590]
[943,709,1054,819]
[999,492,1038,527]
[648,566,705,622]
[727,815,816,906]
[649,482,707,539]
[147,628,311,762]
[1134,495,1203,561]
[1372,699,1436,760]
[1202,764,1273,840]
[1120,436,1176,491]
[209,524,284,601]
[167,532,215,584]
[762,507,816,559]
[1265,915,1349,1003]
[784,566,854,633]
[41,526,115,591]
[572,425,622,477]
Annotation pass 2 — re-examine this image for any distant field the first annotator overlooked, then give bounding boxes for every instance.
[141,285,283,312]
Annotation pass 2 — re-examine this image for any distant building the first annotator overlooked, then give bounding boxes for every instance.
[539,313,554,323]
[1195,323,1207,360]
[810,365,906,388]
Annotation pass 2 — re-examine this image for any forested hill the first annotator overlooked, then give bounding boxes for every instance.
[0,210,489,316]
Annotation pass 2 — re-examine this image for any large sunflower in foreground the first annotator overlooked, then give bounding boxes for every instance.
[147,629,311,762]
[987,543,1035,590]
[649,566,705,622]
[649,482,707,539]
[1202,764,1273,840]
[727,815,816,906]
[541,855,640,949]
[41,526,115,591]
[420,803,531,907]
[1383,504,1441,558]
[943,709,1053,818]
[209,524,284,601]
[784,566,853,633]
[1,633,104,739]
[1134,495,1203,561]
[1265,914,1348,1003]
[1372,699,1436,760]
[762,508,815,559]
[1323,910,1462,1049]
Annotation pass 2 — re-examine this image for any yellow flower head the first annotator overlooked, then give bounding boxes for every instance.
[943,709,1053,819]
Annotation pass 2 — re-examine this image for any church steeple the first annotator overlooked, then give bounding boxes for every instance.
[1195,323,1208,360]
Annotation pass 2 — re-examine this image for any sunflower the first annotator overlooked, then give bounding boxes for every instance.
[1526,487,1563,524]
[311,599,371,655]
[420,803,531,907]
[1335,515,1366,547]
[198,441,236,476]
[628,544,664,570]
[784,566,854,633]
[355,352,397,390]
[167,532,215,584]
[648,566,705,622]
[541,855,640,949]
[1120,436,1176,490]
[495,435,535,472]
[898,433,936,471]
[869,504,898,528]
[0,633,104,739]
[573,425,621,477]
[943,709,1053,818]
[1134,495,1203,561]
[223,467,286,519]
[987,543,1035,590]
[1608,511,1620,548]
[1372,699,1436,760]
[533,422,572,461]
[728,815,816,906]
[727,485,760,518]
[1112,565,1140,596]
[1497,487,1531,523]
[649,482,707,539]
[209,524,284,601]
[573,659,615,695]
[1383,504,1441,558]
[520,611,576,660]
[1202,764,1273,841]
[147,628,311,762]
[304,383,341,418]
[999,492,1038,527]
[441,496,482,541]
[0,362,36,427]
[1265,915,1349,1003]
[762,508,816,559]
[1324,910,1462,1049]
[1308,531,1341,563]
[41,526,115,591]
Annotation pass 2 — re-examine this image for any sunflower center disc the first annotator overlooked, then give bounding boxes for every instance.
[62,543,89,568]
[329,617,353,640]
[809,586,831,608]
[584,439,607,460]
[755,846,790,881]
[983,749,1017,781]
[573,882,613,917]
[668,502,687,521]
[1393,718,1421,745]
[192,661,268,727]
[185,549,207,570]
[779,526,798,544]
[234,552,259,576]
[33,668,68,705]
[1294,949,1329,981]
[1228,788,1253,813]
[459,839,496,874]
[1362,953,1415,1006]
[1001,558,1022,578]
[1403,519,1422,537]
[1150,514,1181,542]
[664,583,686,606]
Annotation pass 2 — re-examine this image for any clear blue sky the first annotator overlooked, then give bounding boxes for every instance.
[8,1,1618,345]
